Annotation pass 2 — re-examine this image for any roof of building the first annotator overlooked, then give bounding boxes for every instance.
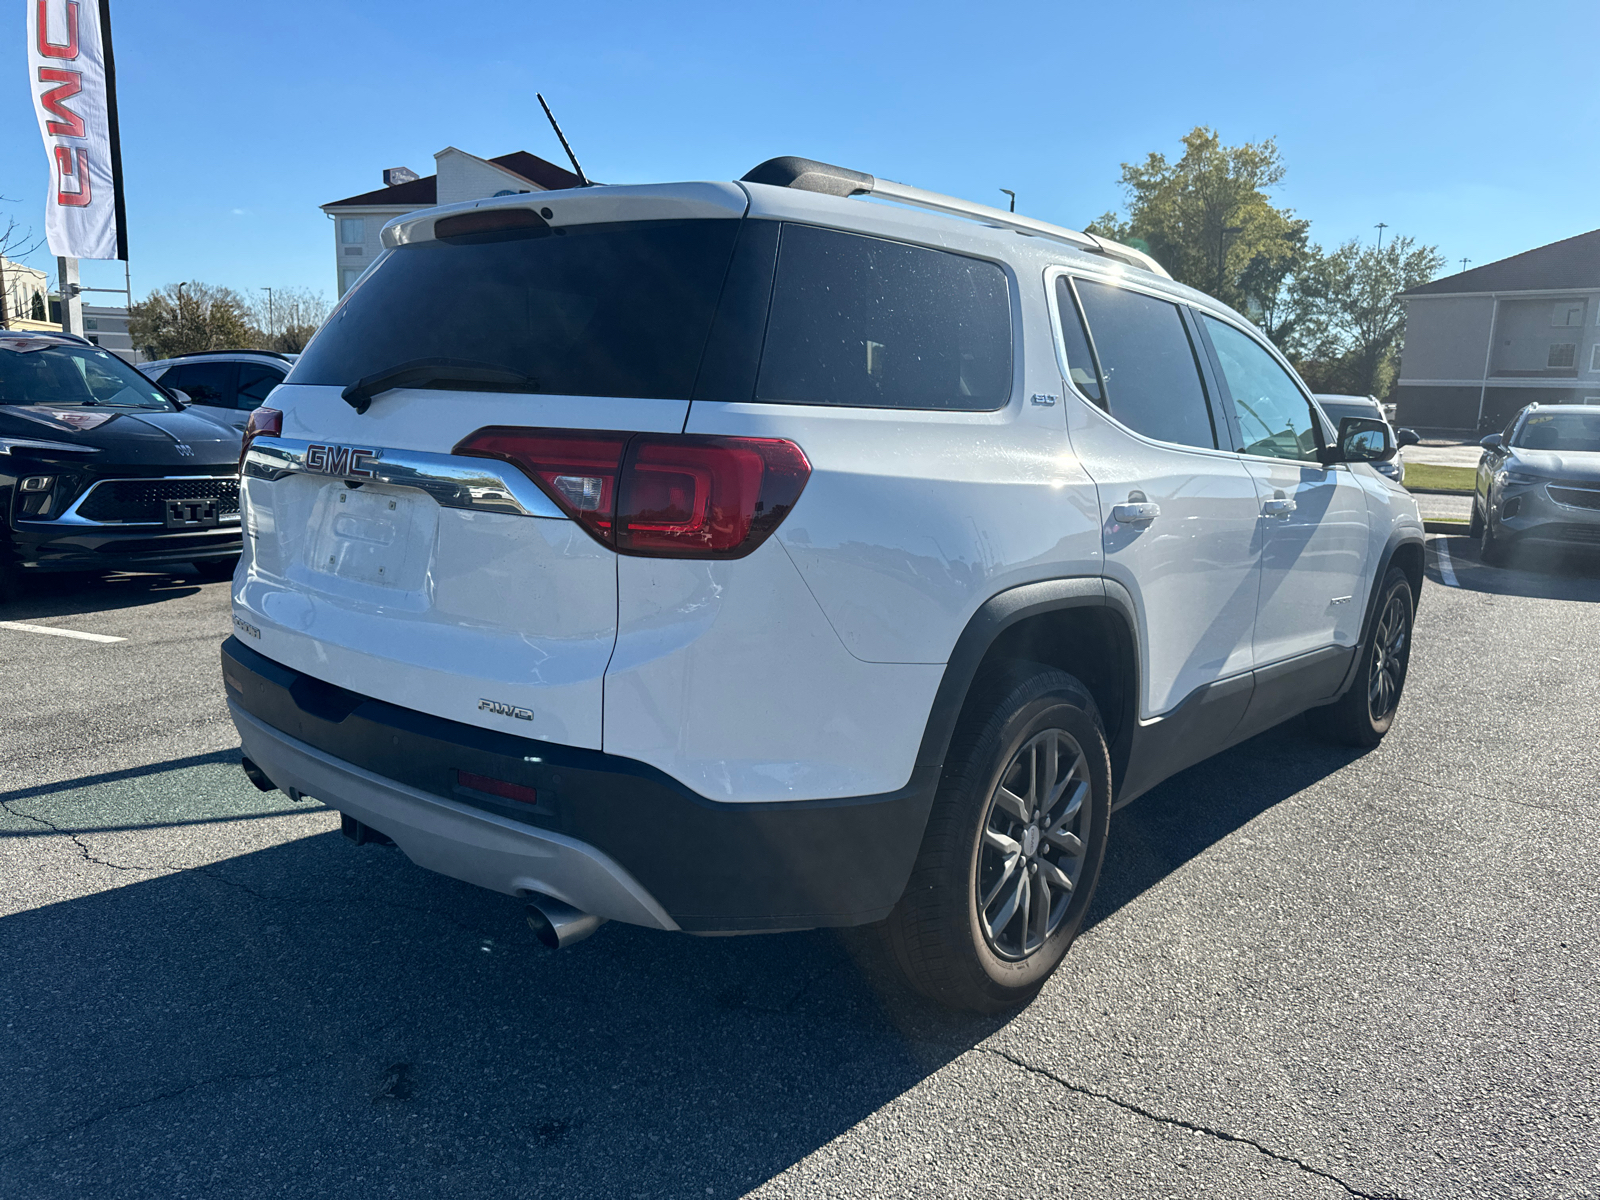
[323,151,585,209]
[1404,227,1600,297]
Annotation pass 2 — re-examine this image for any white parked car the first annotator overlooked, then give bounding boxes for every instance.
[222,158,1425,1011]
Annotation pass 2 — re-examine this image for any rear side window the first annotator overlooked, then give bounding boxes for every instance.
[236,362,286,409]
[1073,278,1216,450]
[293,219,741,401]
[158,361,233,407]
[754,225,1012,410]
[1054,277,1103,405]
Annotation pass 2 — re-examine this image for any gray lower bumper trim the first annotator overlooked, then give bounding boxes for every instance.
[229,701,679,932]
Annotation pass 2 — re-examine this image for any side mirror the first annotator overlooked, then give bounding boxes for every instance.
[1479,433,1502,451]
[1336,416,1394,463]
[168,389,193,407]
[1395,427,1421,448]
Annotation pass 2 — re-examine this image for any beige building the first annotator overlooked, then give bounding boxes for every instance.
[1,258,56,332]
[1395,229,1600,432]
[320,147,583,298]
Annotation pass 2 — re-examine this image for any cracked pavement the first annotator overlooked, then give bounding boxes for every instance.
[3,542,1599,1199]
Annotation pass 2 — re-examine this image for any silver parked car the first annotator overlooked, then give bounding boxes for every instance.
[141,350,296,431]
[1315,394,1419,485]
[1473,403,1600,562]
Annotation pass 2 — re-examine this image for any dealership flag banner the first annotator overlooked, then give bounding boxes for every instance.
[27,0,128,260]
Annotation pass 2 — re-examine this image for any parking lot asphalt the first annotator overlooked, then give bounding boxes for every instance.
[2,544,1598,1200]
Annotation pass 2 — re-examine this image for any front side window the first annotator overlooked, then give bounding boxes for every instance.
[340,217,365,245]
[1202,316,1322,462]
[1073,278,1215,449]
[754,224,1012,410]
[158,361,232,407]
[297,219,741,400]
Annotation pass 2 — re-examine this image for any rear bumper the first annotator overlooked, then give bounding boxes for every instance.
[221,637,937,932]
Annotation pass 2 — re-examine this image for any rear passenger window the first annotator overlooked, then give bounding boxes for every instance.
[236,363,286,409]
[1073,278,1216,449]
[754,225,1012,410]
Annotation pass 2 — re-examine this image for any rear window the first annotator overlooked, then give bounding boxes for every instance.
[754,224,1012,410]
[292,219,741,401]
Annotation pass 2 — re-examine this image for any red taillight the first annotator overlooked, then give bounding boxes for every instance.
[451,428,629,543]
[239,406,282,472]
[454,427,811,559]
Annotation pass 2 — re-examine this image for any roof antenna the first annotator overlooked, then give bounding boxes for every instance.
[537,93,591,187]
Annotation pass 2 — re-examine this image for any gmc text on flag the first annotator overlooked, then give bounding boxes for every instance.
[27,0,128,261]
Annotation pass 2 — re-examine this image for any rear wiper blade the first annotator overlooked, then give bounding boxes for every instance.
[341,358,539,414]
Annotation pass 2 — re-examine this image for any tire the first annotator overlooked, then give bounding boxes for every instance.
[883,663,1111,1013]
[1479,513,1507,565]
[1320,567,1415,748]
[1468,500,1483,539]
[193,556,239,581]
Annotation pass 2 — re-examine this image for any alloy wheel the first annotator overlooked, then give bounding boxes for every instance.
[976,727,1091,961]
[1367,591,1410,722]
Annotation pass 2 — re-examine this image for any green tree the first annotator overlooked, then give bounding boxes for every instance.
[1290,236,1446,398]
[129,282,259,359]
[1086,127,1311,325]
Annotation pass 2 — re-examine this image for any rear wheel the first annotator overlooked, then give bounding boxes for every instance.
[883,664,1110,1013]
[1320,567,1414,747]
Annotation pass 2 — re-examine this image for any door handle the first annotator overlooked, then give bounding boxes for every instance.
[1262,493,1297,518]
[1112,501,1161,525]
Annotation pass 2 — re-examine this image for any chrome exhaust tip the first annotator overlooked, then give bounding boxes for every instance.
[525,894,605,949]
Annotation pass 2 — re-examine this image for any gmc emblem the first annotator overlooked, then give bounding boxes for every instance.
[305,443,379,478]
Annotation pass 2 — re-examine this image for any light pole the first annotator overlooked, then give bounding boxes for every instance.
[261,287,274,339]
[999,189,1016,213]
[1459,257,1471,274]
[1374,222,1388,252]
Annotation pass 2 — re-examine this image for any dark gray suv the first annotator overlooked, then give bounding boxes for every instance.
[1473,403,1600,562]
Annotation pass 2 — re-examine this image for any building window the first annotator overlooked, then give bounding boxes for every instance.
[1548,343,1577,369]
[85,317,99,330]
[1553,301,1585,327]
[340,267,363,294]
[339,217,365,245]
[343,246,363,256]
[1592,345,1600,372]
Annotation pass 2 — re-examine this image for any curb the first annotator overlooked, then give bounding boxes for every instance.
[1424,520,1469,535]
[1405,487,1475,497]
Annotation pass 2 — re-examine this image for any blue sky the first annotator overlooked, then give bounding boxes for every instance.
[5,0,1596,305]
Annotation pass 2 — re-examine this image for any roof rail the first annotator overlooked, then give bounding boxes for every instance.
[163,348,295,362]
[741,156,1171,279]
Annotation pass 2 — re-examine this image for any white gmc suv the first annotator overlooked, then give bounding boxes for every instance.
[223,158,1424,1012]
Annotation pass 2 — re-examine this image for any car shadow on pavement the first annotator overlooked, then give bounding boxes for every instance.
[0,722,1365,1200]
[1429,534,1600,603]
[0,565,220,621]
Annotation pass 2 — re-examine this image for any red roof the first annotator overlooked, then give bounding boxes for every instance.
[323,152,585,209]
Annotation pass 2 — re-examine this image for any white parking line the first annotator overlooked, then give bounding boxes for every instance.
[1433,536,1460,588]
[0,621,126,644]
